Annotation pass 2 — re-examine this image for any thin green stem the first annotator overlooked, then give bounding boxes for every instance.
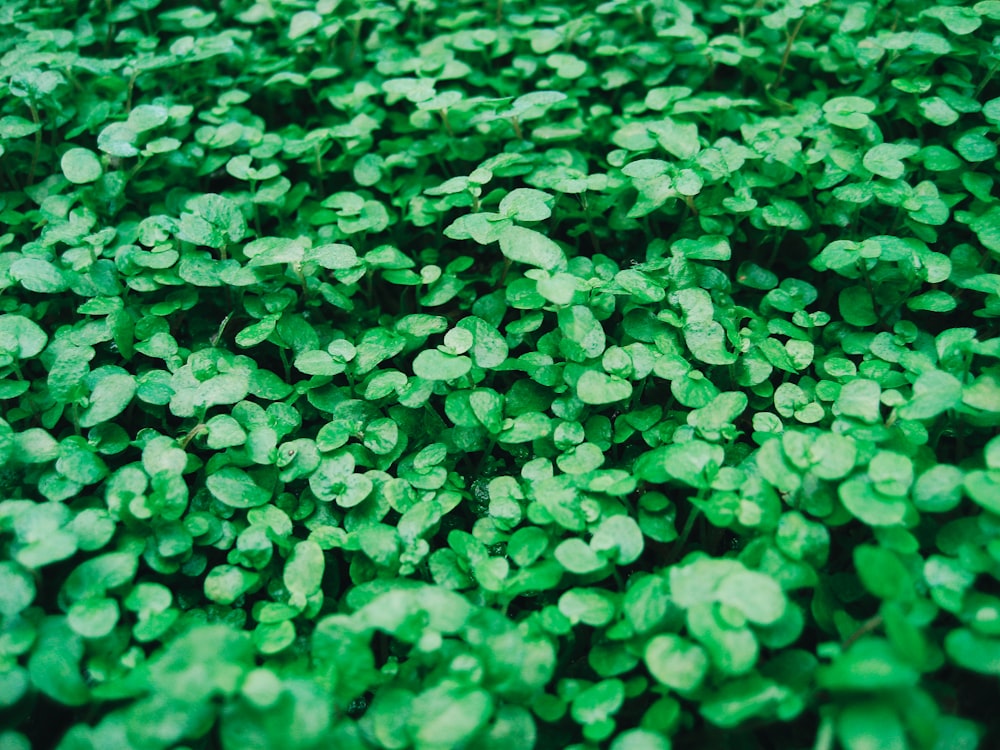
[26,100,42,186]
[771,14,806,90]
[813,714,835,750]
[439,109,454,138]
[666,505,701,564]
[842,612,884,649]
[510,115,523,140]
[178,422,206,450]
[125,68,139,114]
[313,143,326,194]
[974,63,997,98]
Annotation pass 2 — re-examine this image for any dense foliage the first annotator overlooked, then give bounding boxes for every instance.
[2,0,1000,748]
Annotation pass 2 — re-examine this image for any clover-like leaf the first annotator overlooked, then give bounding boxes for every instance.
[207,466,272,508]
[61,147,103,184]
[413,349,472,381]
[576,370,633,405]
[498,225,566,271]
[499,188,555,222]
[0,315,48,359]
[645,634,709,692]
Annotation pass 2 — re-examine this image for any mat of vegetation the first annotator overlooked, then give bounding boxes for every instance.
[1,0,1000,748]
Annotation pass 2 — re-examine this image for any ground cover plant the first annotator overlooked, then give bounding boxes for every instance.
[1,0,1000,747]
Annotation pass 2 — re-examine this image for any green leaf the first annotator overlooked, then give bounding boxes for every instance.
[776,511,830,563]
[308,243,360,269]
[610,730,672,750]
[811,433,858,480]
[456,316,508,369]
[839,286,877,326]
[823,96,875,129]
[923,5,982,34]
[61,147,103,184]
[854,545,912,602]
[127,103,169,132]
[537,271,583,305]
[868,451,913,497]
[964,469,1000,514]
[837,703,907,750]
[576,370,633,404]
[634,441,723,488]
[837,378,882,424]
[0,561,36,618]
[98,121,139,157]
[945,629,1000,675]
[555,538,606,574]
[289,9,322,39]
[0,115,41,138]
[683,320,737,365]
[294,349,342,376]
[149,624,255,702]
[673,235,731,260]
[716,569,786,625]
[970,207,1000,254]
[624,574,670,633]
[559,588,617,626]
[898,369,963,420]
[9,258,69,293]
[590,515,643,565]
[761,199,811,229]
[863,143,919,179]
[413,349,472,380]
[687,601,758,675]
[207,466,273,508]
[688,392,748,440]
[645,634,709,692]
[559,305,607,360]
[445,213,511,244]
[499,188,555,222]
[570,679,625,726]
[498,225,566,271]
[913,464,965,512]
[409,684,493,748]
[56,436,108,485]
[205,414,247,448]
[615,269,666,302]
[919,96,960,126]
[284,539,325,607]
[78,367,136,428]
[245,237,306,266]
[955,131,997,163]
[205,564,260,605]
[0,315,48,359]
[699,675,787,728]
[67,597,120,638]
[839,476,910,526]
[27,618,89,706]
[649,117,700,159]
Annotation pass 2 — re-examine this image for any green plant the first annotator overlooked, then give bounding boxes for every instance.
[1,0,1000,748]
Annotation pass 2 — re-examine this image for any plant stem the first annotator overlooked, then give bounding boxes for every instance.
[26,100,42,186]
[772,15,806,90]
[812,714,835,750]
[314,143,326,194]
[975,62,997,98]
[510,116,523,140]
[667,506,701,564]
[842,613,884,649]
[179,423,206,450]
[439,109,454,137]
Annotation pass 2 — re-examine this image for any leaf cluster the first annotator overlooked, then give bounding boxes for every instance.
[1,1,1000,749]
